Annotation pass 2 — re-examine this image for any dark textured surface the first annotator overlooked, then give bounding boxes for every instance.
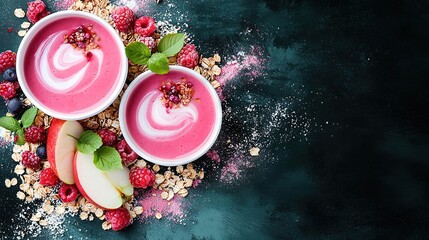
[1,0,429,239]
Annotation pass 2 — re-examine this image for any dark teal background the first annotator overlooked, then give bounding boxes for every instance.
[1,0,429,239]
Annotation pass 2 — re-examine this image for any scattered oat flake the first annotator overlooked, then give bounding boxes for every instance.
[155,212,162,219]
[5,179,11,188]
[21,22,31,29]
[14,8,25,18]
[249,147,260,156]
[18,30,27,37]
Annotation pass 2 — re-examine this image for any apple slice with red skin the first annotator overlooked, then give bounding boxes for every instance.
[73,151,133,209]
[47,118,84,184]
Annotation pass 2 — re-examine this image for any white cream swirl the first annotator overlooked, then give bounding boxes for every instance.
[35,32,103,93]
[137,91,198,141]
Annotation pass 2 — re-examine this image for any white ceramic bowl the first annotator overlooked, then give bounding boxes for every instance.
[16,11,128,120]
[119,66,222,166]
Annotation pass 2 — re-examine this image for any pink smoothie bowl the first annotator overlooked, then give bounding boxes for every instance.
[16,11,128,120]
[119,66,222,167]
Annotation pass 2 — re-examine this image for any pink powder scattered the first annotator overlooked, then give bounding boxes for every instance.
[220,154,255,184]
[115,0,149,14]
[206,150,220,163]
[48,0,74,10]
[217,45,267,86]
[138,190,186,222]
[192,179,202,188]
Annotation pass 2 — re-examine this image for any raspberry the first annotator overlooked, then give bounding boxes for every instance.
[24,125,46,143]
[39,168,59,186]
[105,207,132,231]
[98,128,118,147]
[129,167,155,189]
[21,151,41,170]
[116,139,138,166]
[112,6,134,32]
[134,16,156,37]
[0,81,17,100]
[0,50,16,73]
[138,36,157,52]
[58,184,79,203]
[177,44,199,69]
[26,0,50,24]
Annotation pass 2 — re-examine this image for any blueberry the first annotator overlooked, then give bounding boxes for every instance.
[36,144,47,159]
[6,97,22,115]
[2,67,17,82]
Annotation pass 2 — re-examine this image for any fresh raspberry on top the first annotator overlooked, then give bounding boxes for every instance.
[129,167,155,189]
[134,16,156,37]
[177,44,199,69]
[21,151,41,170]
[25,125,46,144]
[0,50,16,73]
[58,184,79,203]
[116,139,138,166]
[105,207,132,231]
[39,168,59,186]
[98,128,118,147]
[27,0,50,24]
[112,6,135,32]
[138,36,157,52]
[0,81,18,100]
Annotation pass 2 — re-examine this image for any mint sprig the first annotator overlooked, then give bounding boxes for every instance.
[73,130,123,171]
[148,53,169,74]
[125,33,185,75]
[158,33,185,57]
[93,146,123,171]
[125,42,151,65]
[0,107,38,145]
[75,130,103,154]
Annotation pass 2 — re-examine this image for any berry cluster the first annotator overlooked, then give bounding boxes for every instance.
[64,25,99,52]
[129,167,155,189]
[105,207,132,231]
[111,6,156,37]
[26,0,50,24]
[177,44,199,69]
[1,50,24,114]
[158,78,195,109]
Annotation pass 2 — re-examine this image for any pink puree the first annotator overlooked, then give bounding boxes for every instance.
[124,70,217,161]
[23,17,123,114]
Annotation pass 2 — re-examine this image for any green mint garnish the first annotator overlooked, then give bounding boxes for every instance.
[21,107,38,129]
[0,107,39,146]
[93,146,123,171]
[76,130,102,154]
[15,129,26,145]
[148,53,170,75]
[0,116,21,132]
[157,33,185,57]
[125,33,185,75]
[125,41,151,65]
[74,131,123,171]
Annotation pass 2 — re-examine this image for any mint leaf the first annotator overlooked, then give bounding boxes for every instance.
[158,33,185,57]
[76,130,102,154]
[21,107,38,128]
[15,129,26,145]
[148,53,169,74]
[93,146,123,171]
[0,116,21,131]
[125,41,151,65]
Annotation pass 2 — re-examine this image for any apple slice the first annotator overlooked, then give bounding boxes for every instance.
[105,168,134,197]
[47,118,84,184]
[73,151,133,209]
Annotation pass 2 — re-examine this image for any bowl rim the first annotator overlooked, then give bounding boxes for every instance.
[119,65,223,167]
[16,10,128,121]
